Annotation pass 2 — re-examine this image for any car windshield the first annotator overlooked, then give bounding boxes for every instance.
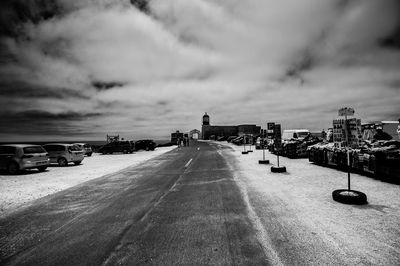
[23,146,46,154]
[68,145,81,151]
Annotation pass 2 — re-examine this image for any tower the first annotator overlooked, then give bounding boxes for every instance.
[201,112,210,139]
[202,112,210,125]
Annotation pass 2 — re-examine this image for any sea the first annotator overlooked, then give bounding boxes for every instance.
[0,139,171,147]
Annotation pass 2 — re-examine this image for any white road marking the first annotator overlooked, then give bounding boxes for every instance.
[184,158,193,168]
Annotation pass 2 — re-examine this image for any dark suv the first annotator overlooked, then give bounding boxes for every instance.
[99,141,134,154]
[135,140,156,151]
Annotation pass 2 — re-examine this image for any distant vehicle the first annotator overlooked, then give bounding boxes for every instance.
[73,143,93,156]
[282,129,310,141]
[43,144,84,166]
[0,144,50,174]
[216,136,228,141]
[98,141,134,154]
[227,136,238,143]
[135,140,156,151]
[255,137,265,149]
[232,136,244,145]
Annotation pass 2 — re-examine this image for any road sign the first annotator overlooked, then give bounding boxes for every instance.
[267,122,275,137]
[338,107,354,117]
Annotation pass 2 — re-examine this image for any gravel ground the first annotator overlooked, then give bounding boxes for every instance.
[0,146,176,217]
[224,142,400,265]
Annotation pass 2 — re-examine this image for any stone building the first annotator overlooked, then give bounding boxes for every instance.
[201,113,261,140]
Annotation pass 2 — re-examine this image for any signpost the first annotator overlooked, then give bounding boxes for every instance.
[271,124,286,172]
[248,134,253,152]
[242,135,248,154]
[332,107,367,204]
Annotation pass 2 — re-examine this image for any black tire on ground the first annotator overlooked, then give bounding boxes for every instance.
[259,160,270,164]
[332,189,368,205]
[271,166,286,173]
[74,161,82,165]
[58,157,68,166]
[7,162,19,175]
[37,166,47,172]
[123,150,128,154]
[242,151,248,154]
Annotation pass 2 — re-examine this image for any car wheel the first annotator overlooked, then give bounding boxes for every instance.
[58,157,68,166]
[123,149,128,154]
[74,161,82,165]
[37,166,47,172]
[7,162,19,175]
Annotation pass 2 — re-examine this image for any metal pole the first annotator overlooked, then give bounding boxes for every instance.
[345,111,351,191]
[263,145,265,160]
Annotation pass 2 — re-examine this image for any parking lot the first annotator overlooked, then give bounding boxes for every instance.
[0,146,176,217]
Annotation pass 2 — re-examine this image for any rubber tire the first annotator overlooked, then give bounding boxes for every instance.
[58,157,68,166]
[332,189,367,205]
[37,166,47,172]
[271,166,286,173]
[242,151,248,154]
[8,163,19,175]
[123,150,128,154]
[74,161,82,165]
[259,160,270,164]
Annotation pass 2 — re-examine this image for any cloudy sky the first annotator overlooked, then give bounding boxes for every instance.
[0,0,399,141]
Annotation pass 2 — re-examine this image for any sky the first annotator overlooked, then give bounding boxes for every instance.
[0,0,399,141]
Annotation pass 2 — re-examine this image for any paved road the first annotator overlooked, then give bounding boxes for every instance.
[0,141,270,265]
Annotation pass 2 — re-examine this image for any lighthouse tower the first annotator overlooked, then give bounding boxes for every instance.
[201,112,210,139]
[202,112,210,126]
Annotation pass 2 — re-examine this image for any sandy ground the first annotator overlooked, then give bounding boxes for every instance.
[0,146,176,217]
[224,142,400,265]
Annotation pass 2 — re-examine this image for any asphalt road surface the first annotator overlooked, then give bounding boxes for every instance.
[2,141,396,265]
[0,141,269,265]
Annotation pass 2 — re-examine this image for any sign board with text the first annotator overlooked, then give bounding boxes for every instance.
[267,122,275,138]
[274,124,282,148]
[338,107,355,117]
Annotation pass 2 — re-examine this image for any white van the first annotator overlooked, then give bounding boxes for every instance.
[282,129,310,141]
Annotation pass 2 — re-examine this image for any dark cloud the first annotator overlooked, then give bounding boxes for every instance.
[130,0,150,13]
[0,83,91,100]
[0,0,61,37]
[379,26,400,50]
[1,110,101,121]
[92,81,125,91]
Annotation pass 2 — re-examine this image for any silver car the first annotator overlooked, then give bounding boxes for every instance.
[73,143,93,156]
[43,144,84,166]
[0,144,50,174]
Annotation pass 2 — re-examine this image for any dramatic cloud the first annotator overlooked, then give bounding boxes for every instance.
[0,0,399,141]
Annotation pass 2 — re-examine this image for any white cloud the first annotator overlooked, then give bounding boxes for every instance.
[0,0,399,140]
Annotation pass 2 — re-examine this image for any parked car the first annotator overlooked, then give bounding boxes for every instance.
[43,144,84,166]
[227,136,238,143]
[0,144,50,174]
[98,141,134,154]
[73,143,93,156]
[135,140,156,151]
